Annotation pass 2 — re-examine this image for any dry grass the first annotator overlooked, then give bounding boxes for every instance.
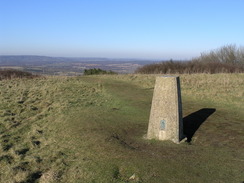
[99,73,244,113]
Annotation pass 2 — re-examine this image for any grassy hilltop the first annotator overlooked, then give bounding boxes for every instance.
[0,74,244,183]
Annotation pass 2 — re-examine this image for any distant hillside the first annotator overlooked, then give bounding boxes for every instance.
[0,55,111,66]
[0,55,156,75]
[0,55,153,65]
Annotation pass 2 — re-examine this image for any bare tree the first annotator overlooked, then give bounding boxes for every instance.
[195,44,244,65]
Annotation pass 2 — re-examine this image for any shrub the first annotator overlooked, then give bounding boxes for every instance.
[135,60,244,74]
[0,69,38,80]
[193,44,244,65]
[135,44,244,74]
[83,68,117,75]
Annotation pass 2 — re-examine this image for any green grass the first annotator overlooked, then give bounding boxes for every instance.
[0,74,243,183]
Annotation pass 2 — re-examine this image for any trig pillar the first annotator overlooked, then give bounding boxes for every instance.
[147,76,184,143]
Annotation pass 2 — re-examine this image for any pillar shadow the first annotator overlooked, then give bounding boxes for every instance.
[183,108,216,143]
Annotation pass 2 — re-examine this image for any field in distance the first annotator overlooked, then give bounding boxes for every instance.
[0,73,243,182]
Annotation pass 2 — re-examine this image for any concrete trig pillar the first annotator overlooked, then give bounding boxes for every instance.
[147,76,184,143]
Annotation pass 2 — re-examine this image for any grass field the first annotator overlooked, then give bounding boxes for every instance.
[0,74,243,183]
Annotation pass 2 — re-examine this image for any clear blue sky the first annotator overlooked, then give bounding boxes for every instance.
[1,0,244,59]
